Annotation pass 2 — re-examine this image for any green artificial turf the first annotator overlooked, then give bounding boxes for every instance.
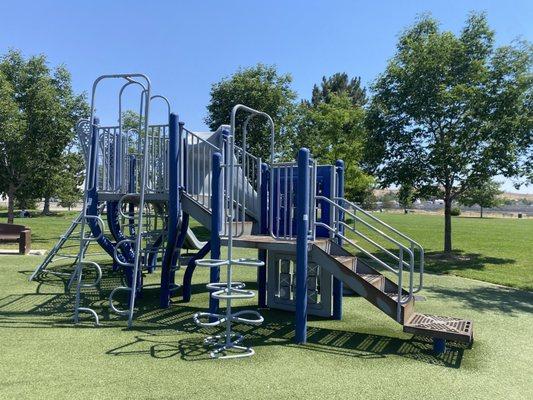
[0,212,532,399]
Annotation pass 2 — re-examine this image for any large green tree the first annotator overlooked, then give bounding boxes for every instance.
[296,93,373,201]
[0,50,88,221]
[205,64,297,161]
[365,13,532,252]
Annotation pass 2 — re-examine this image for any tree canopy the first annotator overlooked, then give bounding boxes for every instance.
[0,50,88,221]
[365,13,533,251]
[310,72,367,107]
[205,64,297,161]
[296,93,372,201]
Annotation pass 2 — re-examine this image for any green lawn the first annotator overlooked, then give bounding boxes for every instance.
[370,213,533,291]
[0,212,532,399]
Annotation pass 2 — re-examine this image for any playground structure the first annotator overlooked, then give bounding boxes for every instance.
[30,73,473,358]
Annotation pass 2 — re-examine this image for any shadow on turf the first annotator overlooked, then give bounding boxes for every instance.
[424,250,516,273]
[361,248,516,275]
[102,305,468,368]
[5,266,467,368]
[430,285,533,315]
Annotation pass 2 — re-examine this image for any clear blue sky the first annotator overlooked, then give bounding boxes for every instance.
[1,0,531,192]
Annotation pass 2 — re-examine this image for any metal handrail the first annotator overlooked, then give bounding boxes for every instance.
[229,105,275,245]
[314,196,415,321]
[333,196,424,293]
[316,196,414,266]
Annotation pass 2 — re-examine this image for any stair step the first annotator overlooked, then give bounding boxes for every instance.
[385,292,411,303]
[403,313,473,344]
[332,255,356,269]
[357,273,383,288]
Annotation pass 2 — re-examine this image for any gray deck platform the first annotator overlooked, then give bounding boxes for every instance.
[221,235,328,252]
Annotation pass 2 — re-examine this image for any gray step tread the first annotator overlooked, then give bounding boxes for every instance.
[357,273,382,284]
[403,313,473,343]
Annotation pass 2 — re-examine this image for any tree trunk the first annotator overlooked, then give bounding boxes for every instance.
[42,197,51,215]
[444,196,452,253]
[7,187,15,224]
[480,206,483,218]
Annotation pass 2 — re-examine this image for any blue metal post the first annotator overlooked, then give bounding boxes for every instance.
[257,163,268,308]
[433,338,446,354]
[333,160,344,320]
[295,148,310,344]
[160,113,180,308]
[209,152,222,315]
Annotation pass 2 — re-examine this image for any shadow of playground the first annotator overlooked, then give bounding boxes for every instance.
[105,309,468,368]
[1,268,469,369]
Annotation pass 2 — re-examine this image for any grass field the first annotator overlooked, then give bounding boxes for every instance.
[0,212,532,399]
[365,213,533,291]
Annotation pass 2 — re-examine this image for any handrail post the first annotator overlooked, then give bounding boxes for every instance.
[397,247,404,322]
[209,152,223,315]
[295,148,310,344]
[332,160,344,320]
[160,113,179,308]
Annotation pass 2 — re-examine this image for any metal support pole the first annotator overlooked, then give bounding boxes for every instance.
[209,152,222,315]
[333,159,344,320]
[159,113,179,308]
[257,163,268,308]
[295,148,310,344]
[433,338,446,354]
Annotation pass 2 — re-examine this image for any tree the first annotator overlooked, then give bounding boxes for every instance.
[298,73,372,202]
[0,72,26,221]
[459,179,502,218]
[311,72,367,107]
[0,50,88,221]
[205,64,297,161]
[296,93,373,201]
[365,13,533,252]
[398,185,415,208]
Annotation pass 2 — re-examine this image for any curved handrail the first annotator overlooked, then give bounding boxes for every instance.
[84,215,106,242]
[113,239,136,268]
[78,260,103,288]
[109,286,132,315]
[150,95,171,118]
[230,105,275,250]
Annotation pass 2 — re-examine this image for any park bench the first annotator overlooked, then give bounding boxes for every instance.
[0,223,31,254]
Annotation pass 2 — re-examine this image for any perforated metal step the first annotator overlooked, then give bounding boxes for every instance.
[403,313,473,343]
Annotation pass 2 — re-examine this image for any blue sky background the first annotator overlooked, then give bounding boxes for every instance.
[1,1,531,192]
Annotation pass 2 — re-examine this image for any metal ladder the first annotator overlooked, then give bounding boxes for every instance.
[73,74,152,327]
